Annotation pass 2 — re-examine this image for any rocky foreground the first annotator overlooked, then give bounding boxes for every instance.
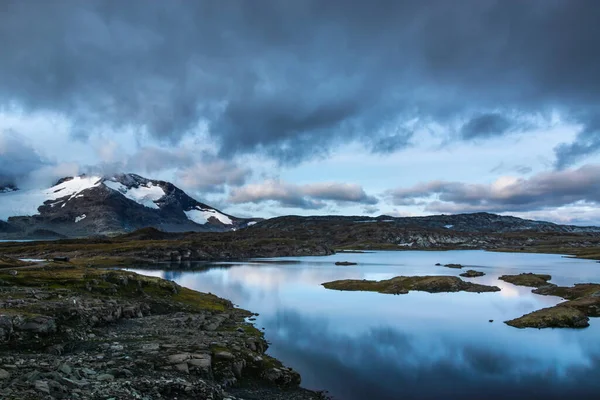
[321,275,500,295]
[0,263,325,400]
[0,228,334,266]
[501,273,600,328]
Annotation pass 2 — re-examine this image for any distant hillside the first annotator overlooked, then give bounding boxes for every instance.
[241,213,600,250]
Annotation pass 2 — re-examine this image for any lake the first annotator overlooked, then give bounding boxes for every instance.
[129,250,600,400]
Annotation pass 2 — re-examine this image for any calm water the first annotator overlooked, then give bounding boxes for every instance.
[129,250,600,400]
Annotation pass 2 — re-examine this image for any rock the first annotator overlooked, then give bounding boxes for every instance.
[335,261,357,266]
[189,357,211,371]
[489,320,494,323]
[167,353,191,364]
[96,373,115,382]
[506,305,590,328]
[60,377,90,389]
[80,368,97,377]
[58,363,72,375]
[0,315,13,340]
[17,316,57,335]
[232,361,245,378]
[34,380,50,394]
[174,363,189,373]
[214,351,234,361]
[435,263,442,266]
[0,369,10,380]
[8,270,17,276]
[444,263,463,269]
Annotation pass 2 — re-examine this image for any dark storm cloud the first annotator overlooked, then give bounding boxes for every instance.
[229,180,378,209]
[0,130,47,186]
[461,113,513,140]
[1,1,600,164]
[388,164,600,213]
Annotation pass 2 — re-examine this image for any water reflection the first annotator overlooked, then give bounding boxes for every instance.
[128,250,600,399]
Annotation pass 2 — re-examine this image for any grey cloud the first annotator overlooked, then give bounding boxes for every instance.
[176,159,252,193]
[388,164,600,213]
[82,146,250,193]
[1,1,600,164]
[461,113,512,140]
[0,130,47,186]
[229,180,378,209]
[362,205,380,215]
[554,114,600,169]
[125,147,196,173]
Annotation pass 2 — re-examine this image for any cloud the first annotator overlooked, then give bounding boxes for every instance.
[388,164,600,214]
[461,113,513,140]
[176,159,252,193]
[489,162,533,175]
[229,179,378,209]
[362,205,380,215]
[0,130,48,186]
[1,1,600,165]
[554,115,600,169]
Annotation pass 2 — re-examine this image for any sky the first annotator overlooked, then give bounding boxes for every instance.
[1,0,600,224]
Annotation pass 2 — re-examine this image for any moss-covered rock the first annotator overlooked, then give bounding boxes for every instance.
[444,264,464,269]
[322,275,500,294]
[460,270,485,278]
[506,305,590,328]
[499,273,552,287]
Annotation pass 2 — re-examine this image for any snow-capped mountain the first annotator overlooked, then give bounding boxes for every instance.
[0,174,256,239]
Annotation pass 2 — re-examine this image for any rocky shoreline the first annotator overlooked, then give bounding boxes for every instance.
[0,263,327,400]
[501,273,600,328]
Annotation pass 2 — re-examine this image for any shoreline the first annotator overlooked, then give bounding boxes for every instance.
[0,263,328,400]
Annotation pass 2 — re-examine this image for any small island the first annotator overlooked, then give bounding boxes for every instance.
[499,273,552,287]
[322,275,500,295]
[444,264,464,269]
[460,270,485,278]
[335,261,357,266]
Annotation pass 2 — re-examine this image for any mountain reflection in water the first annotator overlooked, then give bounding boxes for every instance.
[128,250,600,400]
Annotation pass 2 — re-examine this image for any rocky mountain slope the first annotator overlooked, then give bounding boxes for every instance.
[0,174,257,239]
[243,213,600,251]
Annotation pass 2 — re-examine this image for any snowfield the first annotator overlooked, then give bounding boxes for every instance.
[0,176,102,221]
[104,180,164,209]
[185,207,233,225]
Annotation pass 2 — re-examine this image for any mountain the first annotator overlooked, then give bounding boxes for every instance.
[0,173,257,239]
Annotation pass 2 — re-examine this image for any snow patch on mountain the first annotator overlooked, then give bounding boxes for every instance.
[0,176,102,221]
[104,180,164,209]
[75,214,87,223]
[185,207,233,225]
